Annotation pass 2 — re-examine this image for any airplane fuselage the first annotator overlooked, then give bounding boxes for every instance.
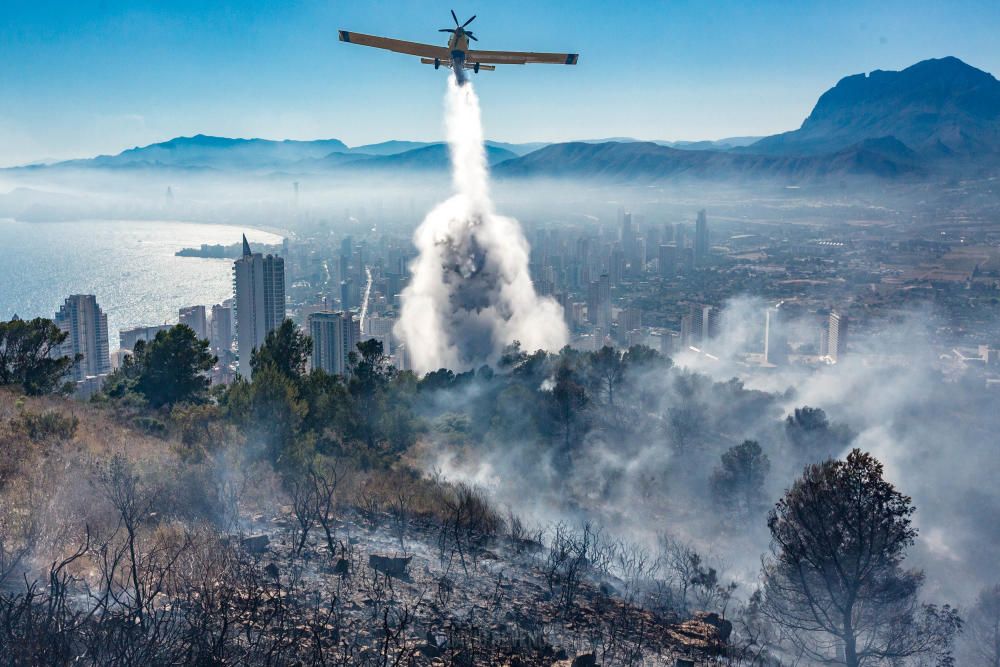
[447,32,471,53]
[447,31,471,83]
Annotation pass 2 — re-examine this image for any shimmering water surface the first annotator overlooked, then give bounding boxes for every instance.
[0,219,282,349]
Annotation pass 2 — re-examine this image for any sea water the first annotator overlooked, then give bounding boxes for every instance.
[0,219,282,350]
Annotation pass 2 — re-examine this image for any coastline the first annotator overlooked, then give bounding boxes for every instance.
[0,219,284,352]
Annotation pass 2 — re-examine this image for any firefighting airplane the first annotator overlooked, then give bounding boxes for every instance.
[338,10,578,84]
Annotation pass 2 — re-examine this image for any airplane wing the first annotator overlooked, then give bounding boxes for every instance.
[466,49,579,65]
[338,30,450,60]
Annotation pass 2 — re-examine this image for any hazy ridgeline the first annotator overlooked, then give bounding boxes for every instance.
[0,130,958,237]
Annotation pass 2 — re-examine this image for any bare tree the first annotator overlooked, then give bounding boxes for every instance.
[544,522,596,613]
[0,529,91,663]
[655,534,736,615]
[308,459,340,556]
[389,490,411,553]
[614,541,654,605]
[95,453,157,630]
[289,474,318,555]
[438,483,501,575]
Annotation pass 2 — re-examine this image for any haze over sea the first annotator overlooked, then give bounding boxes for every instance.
[0,219,282,350]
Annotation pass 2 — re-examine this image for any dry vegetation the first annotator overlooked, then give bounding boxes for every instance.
[0,388,733,666]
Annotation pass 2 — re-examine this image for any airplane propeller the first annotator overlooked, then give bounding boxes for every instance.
[439,10,478,40]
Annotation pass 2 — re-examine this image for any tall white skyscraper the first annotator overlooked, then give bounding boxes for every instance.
[828,311,849,363]
[620,212,636,266]
[179,305,208,340]
[309,311,360,376]
[234,235,285,377]
[54,294,111,382]
[764,305,789,366]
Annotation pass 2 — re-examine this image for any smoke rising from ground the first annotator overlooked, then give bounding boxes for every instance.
[419,297,1000,604]
[395,79,568,373]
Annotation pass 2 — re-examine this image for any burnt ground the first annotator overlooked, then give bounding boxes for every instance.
[235,504,728,666]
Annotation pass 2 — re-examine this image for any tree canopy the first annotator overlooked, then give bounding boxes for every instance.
[106,324,216,408]
[0,317,76,395]
[250,319,313,381]
[784,405,855,462]
[761,449,960,667]
[710,440,770,520]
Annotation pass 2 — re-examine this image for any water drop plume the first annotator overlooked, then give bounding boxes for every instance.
[395,78,568,373]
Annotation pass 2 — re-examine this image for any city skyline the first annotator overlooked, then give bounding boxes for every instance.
[4,0,1000,166]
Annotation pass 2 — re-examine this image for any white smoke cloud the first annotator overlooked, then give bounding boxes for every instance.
[418,294,1000,603]
[395,78,568,374]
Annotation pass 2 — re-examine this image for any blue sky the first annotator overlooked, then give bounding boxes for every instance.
[2,0,999,165]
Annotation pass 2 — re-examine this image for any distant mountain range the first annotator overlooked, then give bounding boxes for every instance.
[497,57,1000,183]
[750,56,1000,158]
[72,136,350,170]
[494,136,921,182]
[321,143,519,170]
[18,135,533,173]
[8,56,1000,184]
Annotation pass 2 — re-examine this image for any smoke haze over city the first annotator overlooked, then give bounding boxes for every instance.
[2,4,1000,666]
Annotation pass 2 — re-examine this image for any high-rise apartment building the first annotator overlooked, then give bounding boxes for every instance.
[234,235,285,377]
[694,209,709,267]
[210,303,233,353]
[682,304,720,348]
[634,238,647,275]
[179,305,208,340]
[645,225,661,250]
[587,273,612,332]
[662,222,675,245]
[658,244,677,277]
[119,324,172,352]
[828,311,848,363]
[621,212,636,269]
[364,314,395,355]
[340,279,355,311]
[309,311,360,376]
[609,246,625,286]
[624,306,643,332]
[54,294,111,382]
[764,305,789,365]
